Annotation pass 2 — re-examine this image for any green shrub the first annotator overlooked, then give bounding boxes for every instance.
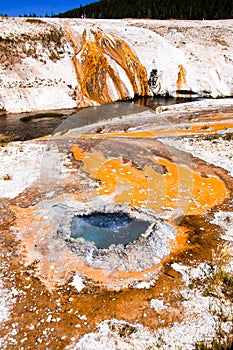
[20,112,64,122]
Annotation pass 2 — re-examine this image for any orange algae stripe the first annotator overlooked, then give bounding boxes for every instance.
[174,121,233,136]
[75,121,233,139]
[77,131,155,139]
[123,121,233,138]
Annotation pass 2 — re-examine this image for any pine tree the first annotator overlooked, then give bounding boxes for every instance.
[56,0,233,20]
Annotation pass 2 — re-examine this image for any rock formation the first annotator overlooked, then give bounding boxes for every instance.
[0,17,232,113]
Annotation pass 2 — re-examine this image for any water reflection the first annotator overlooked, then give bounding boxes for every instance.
[133,96,202,108]
[0,97,203,141]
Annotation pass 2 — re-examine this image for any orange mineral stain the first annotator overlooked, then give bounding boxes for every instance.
[8,202,169,287]
[71,145,229,217]
[70,144,88,161]
[7,137,230,290]
[8,125,230,291]
[146,157,229,216]
[68,120,233,141]
[65,26,149,108]
[177,64,190,91]
[96,158,149,206]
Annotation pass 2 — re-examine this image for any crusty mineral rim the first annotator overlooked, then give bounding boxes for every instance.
[55,201,176,272]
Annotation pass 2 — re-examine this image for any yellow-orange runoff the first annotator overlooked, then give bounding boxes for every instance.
[71,144,229,217]
[64,26,149,108]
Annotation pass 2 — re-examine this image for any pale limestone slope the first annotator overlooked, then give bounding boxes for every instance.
[0,17,233,113]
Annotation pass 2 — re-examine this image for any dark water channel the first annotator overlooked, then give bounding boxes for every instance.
[0,97,200,141]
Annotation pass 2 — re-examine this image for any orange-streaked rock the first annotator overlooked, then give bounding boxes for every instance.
[177,64,191,91]
[65,26,149,107]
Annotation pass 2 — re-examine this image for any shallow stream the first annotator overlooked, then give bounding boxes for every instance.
[0,96,199,141]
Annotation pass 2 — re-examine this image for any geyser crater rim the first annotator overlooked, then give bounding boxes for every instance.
[54,202,177,272]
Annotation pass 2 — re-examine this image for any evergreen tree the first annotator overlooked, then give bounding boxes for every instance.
[56,0,233,20]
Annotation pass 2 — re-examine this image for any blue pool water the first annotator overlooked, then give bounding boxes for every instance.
[71,212,151,249]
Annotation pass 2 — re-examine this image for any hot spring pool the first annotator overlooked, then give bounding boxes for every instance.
[71,212,151,249]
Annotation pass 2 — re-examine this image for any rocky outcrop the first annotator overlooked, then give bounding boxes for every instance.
[64,25,149,107]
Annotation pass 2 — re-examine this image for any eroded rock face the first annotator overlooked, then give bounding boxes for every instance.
[64,26,149,107]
